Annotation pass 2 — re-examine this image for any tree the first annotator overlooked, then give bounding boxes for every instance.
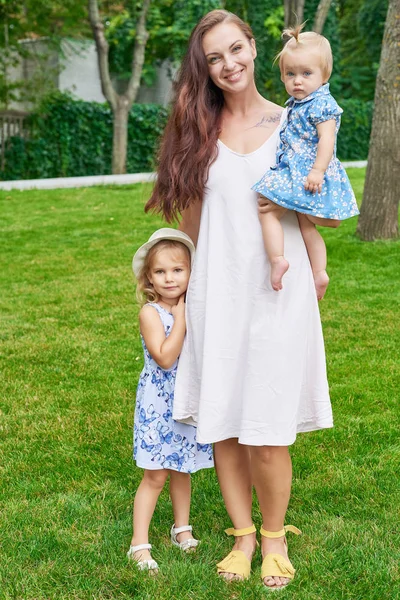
[283,0,332,32]
[284,0,305,28]
[313,0,333,33]
[356,0,400,240]
[88,0,152,174]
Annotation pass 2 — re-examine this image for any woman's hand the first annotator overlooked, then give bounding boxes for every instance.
[258,195,274,214]
[304,168,324,194]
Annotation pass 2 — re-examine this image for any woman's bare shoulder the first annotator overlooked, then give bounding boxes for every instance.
[253,100,283,129]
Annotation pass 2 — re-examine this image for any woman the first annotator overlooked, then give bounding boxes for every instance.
[145,10,334,590]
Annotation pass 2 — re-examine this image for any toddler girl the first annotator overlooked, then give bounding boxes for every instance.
[127,228,213,573]
[252,24,359,299]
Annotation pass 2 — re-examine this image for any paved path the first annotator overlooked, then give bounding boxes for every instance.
[0,172,155,191]
[0,163,366,192]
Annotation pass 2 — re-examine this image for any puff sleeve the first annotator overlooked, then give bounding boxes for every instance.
[308,95,343,126]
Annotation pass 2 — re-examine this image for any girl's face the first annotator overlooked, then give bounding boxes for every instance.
[148,246,190,303]
[281,49,325,100]
[203,22,256,94]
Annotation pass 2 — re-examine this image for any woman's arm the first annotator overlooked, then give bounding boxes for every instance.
[178,200,203,246]
[139,299,186,370]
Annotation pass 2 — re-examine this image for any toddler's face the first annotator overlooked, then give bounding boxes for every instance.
[148,247,190,302]
[281,49,325,100]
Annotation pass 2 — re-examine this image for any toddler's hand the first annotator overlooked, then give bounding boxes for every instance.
[304,168,324,194]
[171,294,186,321]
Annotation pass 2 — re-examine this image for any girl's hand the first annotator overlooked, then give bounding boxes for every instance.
[171,294,186,320]
[304,168,324,194]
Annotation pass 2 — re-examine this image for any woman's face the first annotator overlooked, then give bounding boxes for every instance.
[202,22,256,94]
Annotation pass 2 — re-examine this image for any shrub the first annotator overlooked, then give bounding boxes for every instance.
[337,99,373,161]
[0,93,168,180]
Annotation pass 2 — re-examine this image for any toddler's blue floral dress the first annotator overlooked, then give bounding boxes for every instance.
[252,84,359,220]
[134,303,214,473]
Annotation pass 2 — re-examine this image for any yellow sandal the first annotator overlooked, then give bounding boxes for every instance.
[217,524,257,581]
[260,525,302,590]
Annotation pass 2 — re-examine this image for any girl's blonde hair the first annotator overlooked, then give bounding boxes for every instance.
[277,23,333,82]
[135,240,191,305]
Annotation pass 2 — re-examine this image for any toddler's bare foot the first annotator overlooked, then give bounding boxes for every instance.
[314,270,329,300]
[270,256,289,291]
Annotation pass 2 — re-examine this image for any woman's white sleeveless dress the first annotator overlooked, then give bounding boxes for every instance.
[173,113,333,446]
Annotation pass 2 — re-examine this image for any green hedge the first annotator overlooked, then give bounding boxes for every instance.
[337,99,373,161]
[0,94,168,181]
[0,95,372,181]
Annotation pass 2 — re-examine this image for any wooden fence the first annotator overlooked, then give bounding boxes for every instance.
[0,110,30,171]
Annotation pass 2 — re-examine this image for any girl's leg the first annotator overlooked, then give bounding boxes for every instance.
[169,471,193,544]
[130,469,169,561]
[250,446,293,589]
[258,197,289,291]
[214,439,257,581]
[297,213,330,300]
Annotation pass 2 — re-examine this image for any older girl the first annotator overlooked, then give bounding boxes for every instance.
[146,10,334,590]
[128,229,213,573]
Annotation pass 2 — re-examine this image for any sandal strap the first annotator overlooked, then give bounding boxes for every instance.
[127,543,152,553]
[172,524,192,534]
[260,525,302,538]
[225,524,256,537]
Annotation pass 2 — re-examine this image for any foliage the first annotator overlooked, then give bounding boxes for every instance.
[337,99,373,161]
[0,175,399,599]
[0,93,168,180]
[0,0,89,108]
[105,0,221,85]
[338,0,388,101]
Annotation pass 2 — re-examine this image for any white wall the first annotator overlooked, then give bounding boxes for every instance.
[2,37,175,110]
[58,39,105,103]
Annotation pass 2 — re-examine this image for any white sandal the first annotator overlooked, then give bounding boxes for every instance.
[170,524,200,552]
[127,543,159,572]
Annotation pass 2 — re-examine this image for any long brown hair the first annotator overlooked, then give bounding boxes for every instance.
[145,10,255,223]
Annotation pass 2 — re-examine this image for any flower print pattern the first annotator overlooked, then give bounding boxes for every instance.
[133,303,214,473]
[252,84,359,221]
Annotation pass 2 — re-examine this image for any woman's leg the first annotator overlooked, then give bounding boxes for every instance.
[214,438,257,581]
[250,446,293,589]
[169,471,193,544]
[130,469,169,561]
[297,213,330,300]
[258,198,289,291]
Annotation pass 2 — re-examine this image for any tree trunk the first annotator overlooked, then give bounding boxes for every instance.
[356,0,400,241]
[313,0,332,34]
[284,0,305,29]
[88,0,151,175]
[112,98,130,174]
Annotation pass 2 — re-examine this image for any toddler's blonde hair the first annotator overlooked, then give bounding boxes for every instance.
[277,23,333,82]
[135,240,191,306]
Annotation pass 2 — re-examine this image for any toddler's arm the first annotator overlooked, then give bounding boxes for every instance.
[304,119,336,194]
[139,296,186,369]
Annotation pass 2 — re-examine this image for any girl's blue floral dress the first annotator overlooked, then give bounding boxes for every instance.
[252,84,359,220]
[134,303,214,473]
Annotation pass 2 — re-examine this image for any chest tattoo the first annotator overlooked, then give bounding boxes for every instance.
[252,113,281,129]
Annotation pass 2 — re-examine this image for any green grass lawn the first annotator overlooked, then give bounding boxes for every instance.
[0,169,399,599]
